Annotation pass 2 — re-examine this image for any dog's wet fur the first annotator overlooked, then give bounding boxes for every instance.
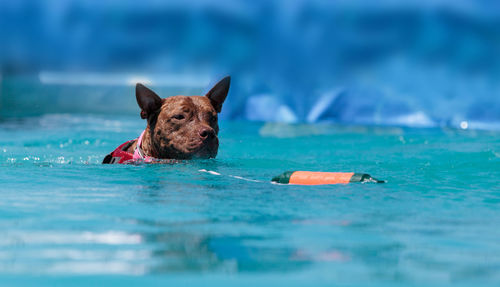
[105,76,230,161]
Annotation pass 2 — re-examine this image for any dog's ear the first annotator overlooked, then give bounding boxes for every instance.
[136,83,163,119]
[205,76,230,113]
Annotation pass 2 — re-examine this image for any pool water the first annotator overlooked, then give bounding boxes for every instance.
[0,114,499,286]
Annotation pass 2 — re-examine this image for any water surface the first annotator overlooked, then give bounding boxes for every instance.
[0,114,499,286]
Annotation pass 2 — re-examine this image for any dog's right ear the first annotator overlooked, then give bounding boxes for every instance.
[136,83,163,119]
[205,76,230,113]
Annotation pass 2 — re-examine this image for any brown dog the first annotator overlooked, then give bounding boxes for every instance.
[103,76,230,163]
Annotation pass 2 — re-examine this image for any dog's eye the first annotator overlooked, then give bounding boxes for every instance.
[173,114,185,120]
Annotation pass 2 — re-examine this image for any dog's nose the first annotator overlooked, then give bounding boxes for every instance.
[199,127,215,140]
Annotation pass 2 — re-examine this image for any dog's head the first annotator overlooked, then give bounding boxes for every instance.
[135,76,230,159]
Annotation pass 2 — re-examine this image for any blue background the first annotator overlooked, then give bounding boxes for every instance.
[1,0,499,129]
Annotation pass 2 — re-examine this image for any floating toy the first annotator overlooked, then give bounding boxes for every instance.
[272,171,384,185]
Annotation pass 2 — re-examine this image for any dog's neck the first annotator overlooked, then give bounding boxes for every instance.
[125,127,157,158]
[139,126,157,158]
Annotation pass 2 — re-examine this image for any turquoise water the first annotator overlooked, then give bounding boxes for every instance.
[1,114,499,286]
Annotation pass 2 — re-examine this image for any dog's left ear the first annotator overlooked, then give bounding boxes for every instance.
[205,76,230,113]
[136,83,163,120]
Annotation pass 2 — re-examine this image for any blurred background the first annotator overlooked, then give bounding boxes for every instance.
[1,0,499,130]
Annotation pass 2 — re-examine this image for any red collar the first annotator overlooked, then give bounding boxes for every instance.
[105,130,154,164]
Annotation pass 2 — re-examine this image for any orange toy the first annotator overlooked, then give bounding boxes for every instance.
[272,171,384,185]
